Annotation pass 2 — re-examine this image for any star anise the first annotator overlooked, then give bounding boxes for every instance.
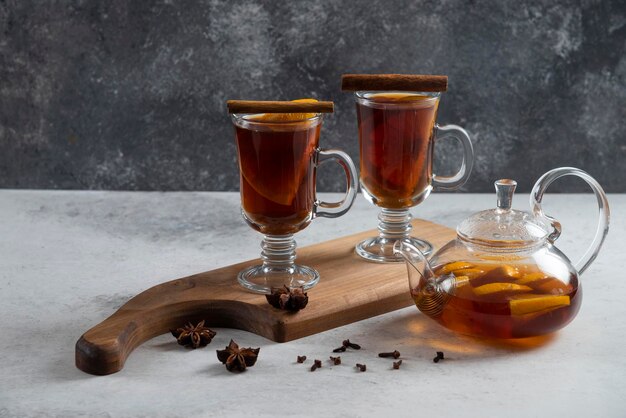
[216,339,260,372]
[170,320,216,349]
[266,285,309,312]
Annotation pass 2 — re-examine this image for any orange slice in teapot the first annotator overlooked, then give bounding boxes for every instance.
[516,272,550,286]
[509,295,570,315]
[437,261,475,275]
[535,280,573,295]
[473,283,532,297]
[471,265,521,286]
[453,268,486,280]
[454,275,471,288]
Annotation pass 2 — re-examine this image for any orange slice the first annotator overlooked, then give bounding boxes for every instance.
[516,272,550,285]
[535,280,572,295]
[453,268,485,280]
[454,275,471,288]
[470,265,522,287]
[255,98,319,122]
[369,92,433,102]
[437,261,475,275]
[509,295,570,316]
[482,265,521,280]
[508,293,552,300]
[473,283,532,296]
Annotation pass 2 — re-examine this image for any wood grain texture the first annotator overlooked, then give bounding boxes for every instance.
[226,100,334,114]
[75,219,455,375]
[341,74,448,92]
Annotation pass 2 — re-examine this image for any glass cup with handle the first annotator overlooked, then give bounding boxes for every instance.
[228,99,358,293]
[351,90,474,262]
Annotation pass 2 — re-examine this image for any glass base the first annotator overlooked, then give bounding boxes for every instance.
[356,236,433,263]
[237,233,319,293]
[237,264,320,294]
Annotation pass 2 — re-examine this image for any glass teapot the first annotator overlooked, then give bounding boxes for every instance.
[394,167,610,339]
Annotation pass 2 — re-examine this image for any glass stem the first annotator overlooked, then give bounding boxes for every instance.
[260,234,297,273]
[378,208,412,240]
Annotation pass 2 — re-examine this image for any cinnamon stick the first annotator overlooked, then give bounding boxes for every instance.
[227,100,334,114]
[341,74,448,92]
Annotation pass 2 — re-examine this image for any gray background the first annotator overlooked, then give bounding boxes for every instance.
[1,0,624,192]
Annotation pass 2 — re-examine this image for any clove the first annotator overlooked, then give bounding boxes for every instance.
[332,345,347,353]
[433,351,445,363]
[393,360,403,370]
[297,355,307,363]
[378,350,401,359]
[329,356,341,365]
[311,359,322,372]
[343,339,362,350]
[355,363,367,372]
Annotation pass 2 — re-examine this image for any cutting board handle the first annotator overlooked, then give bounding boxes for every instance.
[75,294,267,375]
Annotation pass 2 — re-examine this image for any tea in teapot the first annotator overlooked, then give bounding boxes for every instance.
[424,260,580,338]
[395,168,610,339]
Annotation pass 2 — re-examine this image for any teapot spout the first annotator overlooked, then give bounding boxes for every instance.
[393,241,435,281]
[393,241,452,318]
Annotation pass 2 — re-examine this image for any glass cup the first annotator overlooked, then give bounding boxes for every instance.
[231,111,358,293]
[353,91,474,262]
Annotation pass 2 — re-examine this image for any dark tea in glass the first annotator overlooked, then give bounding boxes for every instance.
[357,92,439,208]
[235,116,321,235]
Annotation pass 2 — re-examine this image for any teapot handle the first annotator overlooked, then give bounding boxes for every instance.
[530,167,610,275]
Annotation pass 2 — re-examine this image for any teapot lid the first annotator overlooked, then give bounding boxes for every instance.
[457,179,551,247]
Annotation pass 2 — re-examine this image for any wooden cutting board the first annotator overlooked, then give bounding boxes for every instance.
[75,219,455,375]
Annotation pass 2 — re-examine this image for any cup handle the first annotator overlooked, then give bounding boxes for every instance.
[314,149,358,218]
[530,167,610,275]
[431,124,474,190]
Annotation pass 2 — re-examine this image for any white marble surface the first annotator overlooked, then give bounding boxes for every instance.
[0,190,624,418]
